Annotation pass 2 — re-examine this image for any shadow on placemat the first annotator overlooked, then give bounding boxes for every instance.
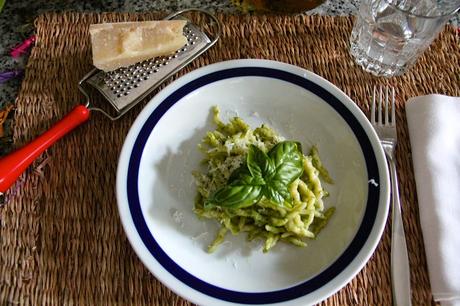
[1,11,458,305]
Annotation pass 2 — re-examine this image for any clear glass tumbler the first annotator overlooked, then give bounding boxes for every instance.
[350,0,460,77]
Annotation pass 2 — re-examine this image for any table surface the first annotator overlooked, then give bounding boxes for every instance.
[0,3,458,305]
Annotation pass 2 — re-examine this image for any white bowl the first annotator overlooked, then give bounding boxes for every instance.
[116,59,390,306]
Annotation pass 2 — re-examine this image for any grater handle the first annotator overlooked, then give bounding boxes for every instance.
[0,104,90,193]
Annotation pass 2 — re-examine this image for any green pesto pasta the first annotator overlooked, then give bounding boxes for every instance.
[193,106,334,253]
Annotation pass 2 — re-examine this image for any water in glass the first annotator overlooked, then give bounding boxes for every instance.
[350,0,460,77]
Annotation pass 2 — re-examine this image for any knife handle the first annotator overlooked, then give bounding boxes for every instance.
[0,105,90,193]
[389,155,412,306]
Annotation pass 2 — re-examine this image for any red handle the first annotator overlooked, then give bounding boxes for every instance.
[0,104,90,193]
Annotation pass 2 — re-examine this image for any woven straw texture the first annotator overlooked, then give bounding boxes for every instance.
[1,12,459,305]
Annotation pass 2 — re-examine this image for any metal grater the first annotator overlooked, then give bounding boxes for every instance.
[79,9,220,120]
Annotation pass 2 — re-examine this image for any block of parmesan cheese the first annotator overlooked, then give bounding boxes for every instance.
[89,20,187,72]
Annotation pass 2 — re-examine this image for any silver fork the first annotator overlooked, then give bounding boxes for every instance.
[371,86,411,306]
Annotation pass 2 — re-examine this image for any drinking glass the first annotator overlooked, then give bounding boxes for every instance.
[350,0,460,77]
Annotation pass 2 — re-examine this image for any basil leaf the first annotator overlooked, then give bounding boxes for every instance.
[247,145,274,178]
[207,141,304,208]
[265,141,304,204]
[205,183,262,209]
[230,172,265,186]
[268,141,303,171]
[267,160,303,185]
[264,183,291,204]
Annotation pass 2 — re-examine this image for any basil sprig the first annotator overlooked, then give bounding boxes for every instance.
[205,141,304,209]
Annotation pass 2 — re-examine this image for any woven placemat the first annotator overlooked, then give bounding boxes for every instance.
[1,11,459,305]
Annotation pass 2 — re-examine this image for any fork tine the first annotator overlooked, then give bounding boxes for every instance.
[385,86,389,125]
[371,86,376,124]
[378,86,383,125]
[391,87,396,126]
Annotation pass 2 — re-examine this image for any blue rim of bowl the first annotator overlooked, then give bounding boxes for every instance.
[126,67,380,304]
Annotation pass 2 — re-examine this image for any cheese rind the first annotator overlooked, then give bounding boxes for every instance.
[89,20,187,72]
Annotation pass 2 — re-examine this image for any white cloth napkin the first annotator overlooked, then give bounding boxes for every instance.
[406,94,460,306]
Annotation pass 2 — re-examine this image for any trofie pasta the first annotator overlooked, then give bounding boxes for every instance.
[193,107,335,253]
